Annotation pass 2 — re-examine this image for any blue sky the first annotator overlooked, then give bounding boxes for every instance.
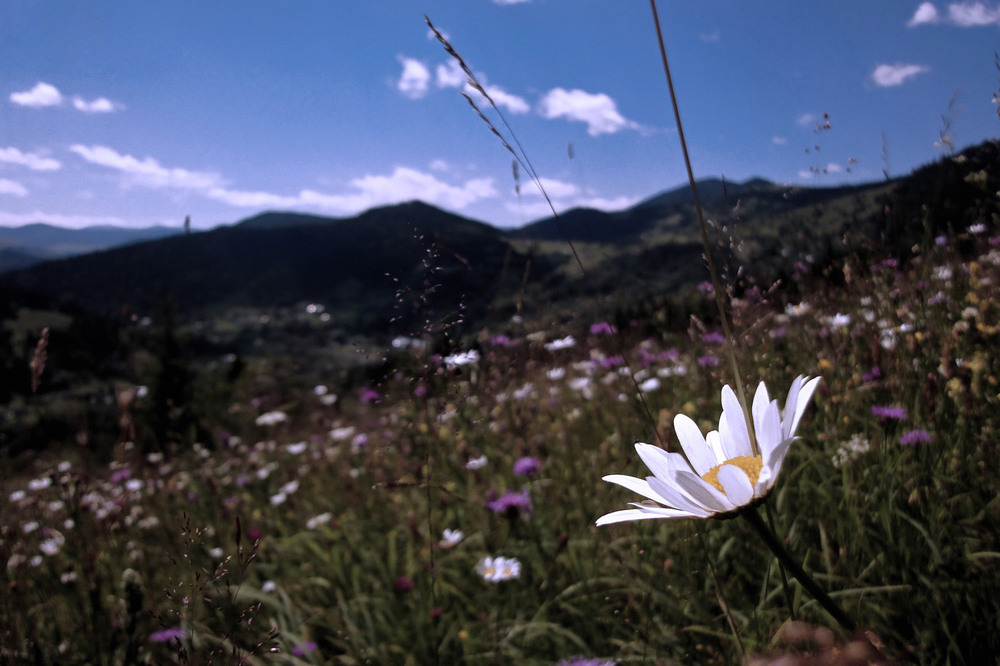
[1,1,999,230]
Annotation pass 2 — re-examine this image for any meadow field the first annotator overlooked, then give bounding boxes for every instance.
[3,7,1000,663]
[2,213,999,664]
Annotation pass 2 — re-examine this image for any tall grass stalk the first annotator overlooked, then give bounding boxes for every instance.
[648,0,855,636]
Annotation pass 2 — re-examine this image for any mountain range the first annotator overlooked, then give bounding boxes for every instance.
[1,140,997,342]
[0,224,183,274]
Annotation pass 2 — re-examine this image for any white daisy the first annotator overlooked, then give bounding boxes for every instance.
[476,555,521,582]
[597,376,820,524]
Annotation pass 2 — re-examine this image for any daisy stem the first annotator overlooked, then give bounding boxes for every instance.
[764,500,796,621]
[740,507,855,633]
[647,0,758,457]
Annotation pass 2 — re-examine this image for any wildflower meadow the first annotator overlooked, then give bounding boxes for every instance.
[3,7,1000,666]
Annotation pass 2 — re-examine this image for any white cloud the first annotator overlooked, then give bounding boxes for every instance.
[69,142,496,217]
[436,60,466,88]
[538,88,639,136]
[0,147,61,171]
[771,136,787,145]
[493,0,530,4]
[796,113,816,127]
[69,144,223,190]
[872,63,930,87]
[431,58,528,113]
[397,57,431,99]
[206,188,297,208]
[699,31,721,43]
[525,177,580,199]
[509,191,640,219]
[948,1,1000,25]
[0,179,28,197]
[429,159,450,172]
[825,162,843,173]
[907,2,940,25]
[346,166,496,210]
[466,82,530,114]
[907,2,1000,26]
[10,82,63,108]
[72,96,120,113]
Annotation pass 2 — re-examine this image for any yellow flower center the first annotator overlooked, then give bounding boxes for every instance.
[701,455,763,494]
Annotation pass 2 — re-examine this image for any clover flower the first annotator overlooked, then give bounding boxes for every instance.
[597,376,820,524]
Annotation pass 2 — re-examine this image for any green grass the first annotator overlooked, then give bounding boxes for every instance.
[1,225,998,664]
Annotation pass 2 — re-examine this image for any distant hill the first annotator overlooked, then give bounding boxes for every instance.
[0,201,545,336]
[513,177,890,244]
[1,140,997,340]
[0,223,183,274]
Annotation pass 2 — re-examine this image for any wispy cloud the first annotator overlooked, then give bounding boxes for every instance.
[435,60,465,88]
[69,143,497,215]
[72,96,121,113]
[69,144,223,190]
[948,1,1000,25]
[492,0,530,4]
[0,147,61,171]
[907,2,1000,26]
[0,179,28,197]
[509,189,639,219]
[537,88,640,136]
[10,82,63,108]
[465,82,530,114]
[771,136,787,145]
[10,83,121,112]
[699,31,721,43]
[523,177,580,199]
[872,63,930,87]
[397,57,431,99]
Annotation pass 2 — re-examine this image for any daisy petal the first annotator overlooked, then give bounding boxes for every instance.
[672,469,735,513]
[716,464,755,507]
[755,400,782,461]
[601,474,669,505]
[595,506,694,525]
[720,385,752,459]
[647,475,714,517]
[634,443,688,480]
[784,376,821,439]
[673,414,715,475]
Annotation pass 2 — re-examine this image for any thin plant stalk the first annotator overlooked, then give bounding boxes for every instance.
[648,0,855,636]
[647,0,757,455]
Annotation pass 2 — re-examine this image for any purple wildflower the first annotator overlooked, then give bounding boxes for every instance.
[598,355,624,368]
[871,405,907,420]
[589,321,616,335]
[862,366,881,383]
[557,657,616,666]
[701,331,725,345]
[486,488,532,516]
[900,429,932,446]
[697,355,719,367]
[512,456,543,477]
[359,388,380,404]
[110,468,131,484]
[150,626,185,643]
[291,641,317,656]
